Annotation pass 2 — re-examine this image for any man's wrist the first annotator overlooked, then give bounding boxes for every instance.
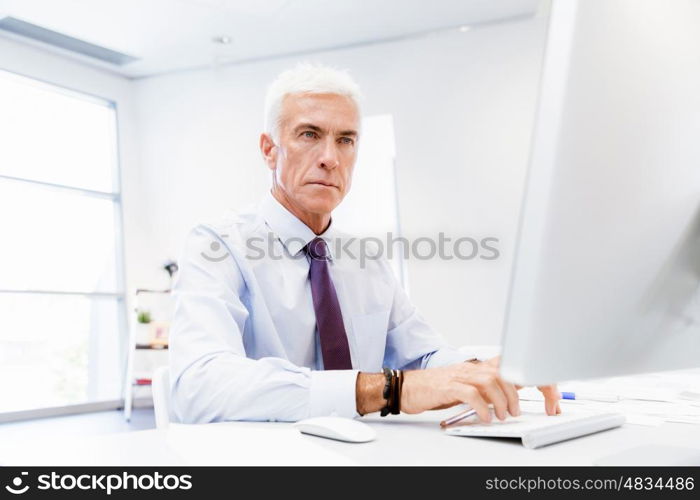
[355,372,386,416]
[379,368,403,416]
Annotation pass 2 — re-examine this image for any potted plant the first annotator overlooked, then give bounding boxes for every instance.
[135,309,152,345]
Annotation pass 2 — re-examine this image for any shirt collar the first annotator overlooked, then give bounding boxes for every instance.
[259,190,336,260]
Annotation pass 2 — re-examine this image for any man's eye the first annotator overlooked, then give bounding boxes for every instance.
[302,131,317,138]
[339,137,354,145]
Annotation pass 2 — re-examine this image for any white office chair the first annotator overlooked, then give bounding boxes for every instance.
[152,365,174,429]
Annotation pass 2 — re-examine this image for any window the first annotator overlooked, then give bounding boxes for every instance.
[0,70,126,416]
[333,114,408,291]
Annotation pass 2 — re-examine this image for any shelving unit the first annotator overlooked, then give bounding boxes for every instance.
[123,288,172,421]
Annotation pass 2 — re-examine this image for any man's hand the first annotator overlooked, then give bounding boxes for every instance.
[399,357,561,422]
[483,355,561,416]
[400,362,520,422]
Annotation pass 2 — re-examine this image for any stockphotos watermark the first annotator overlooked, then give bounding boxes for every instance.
[4,471,192,495]
[201,232,500,267]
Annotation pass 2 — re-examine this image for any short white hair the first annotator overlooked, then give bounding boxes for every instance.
[264,62,362,140]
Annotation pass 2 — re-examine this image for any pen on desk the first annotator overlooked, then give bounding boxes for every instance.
[439,407,478,428]
[560,391,619,403]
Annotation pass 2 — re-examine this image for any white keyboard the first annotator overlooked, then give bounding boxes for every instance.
[445,403,625,448]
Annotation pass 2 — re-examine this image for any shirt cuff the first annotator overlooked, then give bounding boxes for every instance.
[425,348,479,368]
[309,369,359,418]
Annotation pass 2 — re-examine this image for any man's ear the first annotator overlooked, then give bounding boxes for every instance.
[259,133,277,170]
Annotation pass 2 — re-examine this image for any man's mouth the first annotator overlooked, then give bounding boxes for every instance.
[307,181,338,188]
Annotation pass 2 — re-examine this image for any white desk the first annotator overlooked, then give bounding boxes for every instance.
[4,366,699,466]
[2,408,699,466]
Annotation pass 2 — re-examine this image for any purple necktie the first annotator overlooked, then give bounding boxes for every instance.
[305,237,352,370]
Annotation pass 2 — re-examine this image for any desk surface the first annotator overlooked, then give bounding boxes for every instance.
[2,407,699,466]
[6,350,699,466]
[312,410,699,466]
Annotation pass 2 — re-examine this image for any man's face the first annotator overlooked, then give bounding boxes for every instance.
[265,93,359,215]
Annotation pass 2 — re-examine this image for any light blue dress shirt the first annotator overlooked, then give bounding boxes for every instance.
[170,190,472,423]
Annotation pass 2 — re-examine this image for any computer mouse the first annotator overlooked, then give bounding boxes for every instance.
[293,416,376,443]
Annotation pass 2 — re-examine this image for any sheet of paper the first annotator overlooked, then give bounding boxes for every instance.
[519,368,700,425]
[622,415,664,427]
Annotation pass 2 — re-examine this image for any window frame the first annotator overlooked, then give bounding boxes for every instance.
[0,68,129,422]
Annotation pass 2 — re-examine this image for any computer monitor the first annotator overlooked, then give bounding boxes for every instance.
[500,0,700,386]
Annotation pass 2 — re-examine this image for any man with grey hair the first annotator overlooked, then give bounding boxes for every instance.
[170,63,560,423]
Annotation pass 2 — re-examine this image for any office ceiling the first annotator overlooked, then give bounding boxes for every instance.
[0,0,540,79]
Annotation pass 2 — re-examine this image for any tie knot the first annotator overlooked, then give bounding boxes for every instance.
[306,237,329,260]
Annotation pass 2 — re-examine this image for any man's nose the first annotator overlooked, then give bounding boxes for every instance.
[319,137,340,170]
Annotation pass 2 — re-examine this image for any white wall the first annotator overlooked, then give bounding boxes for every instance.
[0,15,548,349]
[132,16,548,346]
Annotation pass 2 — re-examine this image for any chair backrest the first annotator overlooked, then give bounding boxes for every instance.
[152,365,172,429]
